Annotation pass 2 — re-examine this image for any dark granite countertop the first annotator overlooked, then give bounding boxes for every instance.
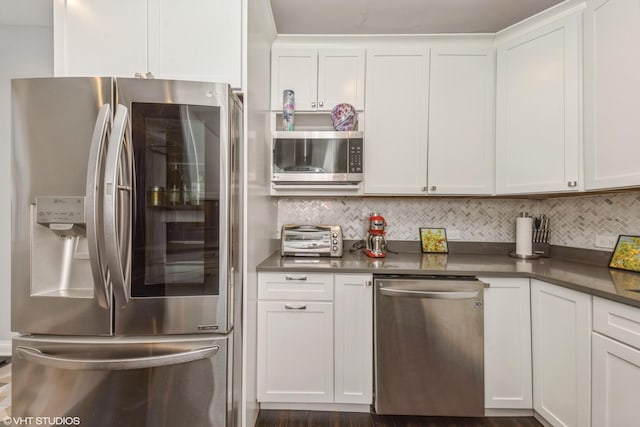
[257,247,640,309]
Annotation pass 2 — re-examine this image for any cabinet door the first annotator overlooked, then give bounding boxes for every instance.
[364,48,430,194]
[258,272,333,301]
[257,301,333,403]
[531,280,591,427]
[271,48,318,111]
[147,0,242,88]
[317,49,365,111]
[482,277,532,409]
[54,0,147,77]
[334,274,372,404]
[495,14,580,194]
[428,48,495,195]
[584,0,640,190]
[592,332,640,427]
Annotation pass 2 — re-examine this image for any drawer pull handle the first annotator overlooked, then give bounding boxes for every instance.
[285,275,308,281]
[284,304,307,310]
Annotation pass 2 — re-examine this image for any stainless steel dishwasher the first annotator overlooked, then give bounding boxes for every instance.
[374,275,486,417]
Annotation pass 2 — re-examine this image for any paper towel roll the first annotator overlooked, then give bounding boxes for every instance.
[516,216,533,255]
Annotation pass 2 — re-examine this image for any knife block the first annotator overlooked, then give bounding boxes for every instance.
[533,242,550,257]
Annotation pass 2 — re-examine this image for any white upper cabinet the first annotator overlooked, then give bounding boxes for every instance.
[364,48,430,195]
[427,47,495,195]
[147,0,242,87]
[54,0,148,78]
[271,48,365,111]
[271,49,318,111]
[54,0,242,88]
[495,14,581,194]
[584,0,640,190]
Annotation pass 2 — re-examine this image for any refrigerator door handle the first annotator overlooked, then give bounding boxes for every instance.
[85,103,112,309]
[16,345,219,371]
[104,104,133,308]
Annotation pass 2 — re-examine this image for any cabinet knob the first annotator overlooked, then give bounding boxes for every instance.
[421,186,427,192]
[319,101,324,107]
[567,181,578,188]
[429,185,437,191]
[311,101,317,108]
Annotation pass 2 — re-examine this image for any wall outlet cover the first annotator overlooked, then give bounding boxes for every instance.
[594,234,617,249]
[447,229,462,240]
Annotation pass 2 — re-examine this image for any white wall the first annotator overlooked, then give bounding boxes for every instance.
[243,0,277,425]
[0,18,53,354]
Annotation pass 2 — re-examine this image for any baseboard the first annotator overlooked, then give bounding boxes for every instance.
[0,341,10,357]
[534,412,554,427]
[259,402,371,413]
[485,408,534,417]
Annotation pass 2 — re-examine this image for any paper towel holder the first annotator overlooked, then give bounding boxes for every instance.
[509,212,540,259]
[509,251,540,259]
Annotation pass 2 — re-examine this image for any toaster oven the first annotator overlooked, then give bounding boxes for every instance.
[281,224,343,257]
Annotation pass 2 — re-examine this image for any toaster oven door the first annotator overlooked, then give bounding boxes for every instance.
[282,225,332,255]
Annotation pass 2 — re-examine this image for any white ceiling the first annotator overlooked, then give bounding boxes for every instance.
[269,0,566,34]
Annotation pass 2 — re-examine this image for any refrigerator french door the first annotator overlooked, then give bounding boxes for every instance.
[11,77,242,426]
[12,77,240,336]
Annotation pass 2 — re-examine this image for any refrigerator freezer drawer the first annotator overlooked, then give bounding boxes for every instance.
[12,334,230,427]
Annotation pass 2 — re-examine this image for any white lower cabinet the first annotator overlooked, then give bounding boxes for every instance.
[592,333,640,427]
[257,272,373,406]
[482,277,532,409]
[257,301,334,402]
[592,296,640,427]
[334,274,373,404]
[531,280,591,427]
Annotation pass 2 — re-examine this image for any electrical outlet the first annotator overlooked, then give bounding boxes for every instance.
[595,234,617,249]
[447,229,462,240]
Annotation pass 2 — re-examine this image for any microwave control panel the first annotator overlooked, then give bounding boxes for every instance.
[348,140,363,173]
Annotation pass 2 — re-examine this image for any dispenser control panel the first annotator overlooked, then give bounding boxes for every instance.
[36,196,86,225]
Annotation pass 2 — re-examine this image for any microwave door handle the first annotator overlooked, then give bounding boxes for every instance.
[85,104,112,309]
[104,104,132,308]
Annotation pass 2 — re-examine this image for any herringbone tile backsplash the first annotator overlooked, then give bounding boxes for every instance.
[277,192,640,250]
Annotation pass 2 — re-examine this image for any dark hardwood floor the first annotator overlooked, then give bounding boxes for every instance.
[255,410,544,427]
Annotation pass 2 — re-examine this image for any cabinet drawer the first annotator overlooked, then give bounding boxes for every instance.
[594,297,640,350]
[258,272,333,301]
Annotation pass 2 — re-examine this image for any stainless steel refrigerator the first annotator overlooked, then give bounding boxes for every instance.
[11,77,243,427]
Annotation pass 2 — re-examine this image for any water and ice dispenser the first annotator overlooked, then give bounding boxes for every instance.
[32,196,93,297]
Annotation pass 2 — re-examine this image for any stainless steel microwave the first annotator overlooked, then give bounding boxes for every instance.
[271,131,363,184]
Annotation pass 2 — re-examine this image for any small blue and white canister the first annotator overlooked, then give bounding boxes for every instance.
[282,89,295,131]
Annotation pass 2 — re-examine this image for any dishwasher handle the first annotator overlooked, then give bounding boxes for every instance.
[379,286,481,299]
